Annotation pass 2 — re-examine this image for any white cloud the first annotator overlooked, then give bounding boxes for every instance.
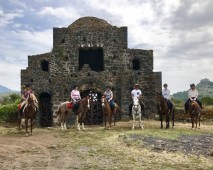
[0,0,213,94]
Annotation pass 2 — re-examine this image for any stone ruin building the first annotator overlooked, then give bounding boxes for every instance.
[21,16,162,127]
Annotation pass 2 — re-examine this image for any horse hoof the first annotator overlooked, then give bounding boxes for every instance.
[141,126,144,129]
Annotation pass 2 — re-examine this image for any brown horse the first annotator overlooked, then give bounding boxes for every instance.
[54,101,73,130]
[21,93,38,136]
[76,96,91,130]
[156,92,175,129]
[101,96,118,129]
[188,100,201,129]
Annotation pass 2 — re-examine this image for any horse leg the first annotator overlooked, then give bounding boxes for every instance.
[104,113,107,128]
[77,115,81,130]
[108,114,112,129]
[165,114,169,129]
[63,120,67,130]
[191,116,194,129]
[18,117,21,131]
[25,118,29,136]
[82,112,87,130]
[172,109,175,127]
[113,108,116,126]
[30,118,33,135]
[198,114,201,128]
[139,113,143,129]
[132,112,135,130]
[160,114,163,129]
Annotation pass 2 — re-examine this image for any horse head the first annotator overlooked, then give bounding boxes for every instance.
[101,96,107,107]
[132,97,140,111]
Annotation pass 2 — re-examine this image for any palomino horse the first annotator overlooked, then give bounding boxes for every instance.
[76,96,91,130]
[21,93,38,136]
[188,100,201,129]
[132,97,143,130]
[101,96,118,129]
[156,92,175,129]
[54,101,73,130]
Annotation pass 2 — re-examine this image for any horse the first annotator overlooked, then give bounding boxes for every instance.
[101,96,118,129]
[54,101,73,130]
[131,97,143,130]
[156,92,175,129]
[76,96,91,130]
[188,100,201,129]
[21,93,38,136]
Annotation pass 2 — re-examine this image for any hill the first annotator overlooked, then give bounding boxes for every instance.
[172,78,213,101]
[0,85,19,101]
[0,85,14,93]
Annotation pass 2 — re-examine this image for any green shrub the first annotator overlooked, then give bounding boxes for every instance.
[201,97,213,106]
[0,101,19,122]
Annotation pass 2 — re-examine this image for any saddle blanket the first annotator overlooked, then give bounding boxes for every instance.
[66,102,73,108]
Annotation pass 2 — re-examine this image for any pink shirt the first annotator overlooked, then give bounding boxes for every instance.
[71,90,81,101]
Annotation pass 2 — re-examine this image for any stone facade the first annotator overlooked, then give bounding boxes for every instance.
[21,16,162,127]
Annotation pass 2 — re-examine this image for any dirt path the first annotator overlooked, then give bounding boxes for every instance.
[0,120,213,170]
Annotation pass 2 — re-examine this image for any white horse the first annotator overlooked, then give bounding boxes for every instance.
[132,97,143,130]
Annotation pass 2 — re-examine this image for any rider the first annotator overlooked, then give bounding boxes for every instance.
[129,83,143,117]
[19,84,38,118]
[162,83,173,111]
[71,85,82,114]
[184,83,203,113]
[104,85,115,110]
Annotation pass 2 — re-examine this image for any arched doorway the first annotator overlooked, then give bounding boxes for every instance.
[39,92,52,127]
[81,89,103,125]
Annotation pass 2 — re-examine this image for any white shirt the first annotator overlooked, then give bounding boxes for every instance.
[162,89,171,100]
[131,89,142,98]
[104,90,113,101]
[188,89,198,98]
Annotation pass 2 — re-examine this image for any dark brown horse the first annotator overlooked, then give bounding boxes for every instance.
[101,96,118,129]
[76,96,91,130]
[156,92,175,129]
[21,93,38,136]
[188,100,201,129]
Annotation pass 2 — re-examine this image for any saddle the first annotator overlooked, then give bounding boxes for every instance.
[66,102,73,108]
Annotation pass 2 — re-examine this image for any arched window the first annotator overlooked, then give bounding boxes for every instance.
[41,60,49,71]
[132,58,140,70]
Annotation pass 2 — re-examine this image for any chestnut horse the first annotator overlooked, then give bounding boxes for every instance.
[54,101,73,130]
[188,100,201,129]
[156,92,175,129]
[131,97,143,130]
[101,96,118,129]
[76,96,91,130]
[22,93,38,136]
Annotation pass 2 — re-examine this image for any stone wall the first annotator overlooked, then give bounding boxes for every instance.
[21,16,162,126]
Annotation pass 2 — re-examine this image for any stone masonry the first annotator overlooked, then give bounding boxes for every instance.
[21,16,162,127]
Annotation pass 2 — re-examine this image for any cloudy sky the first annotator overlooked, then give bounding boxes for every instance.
[0,0,212,94]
